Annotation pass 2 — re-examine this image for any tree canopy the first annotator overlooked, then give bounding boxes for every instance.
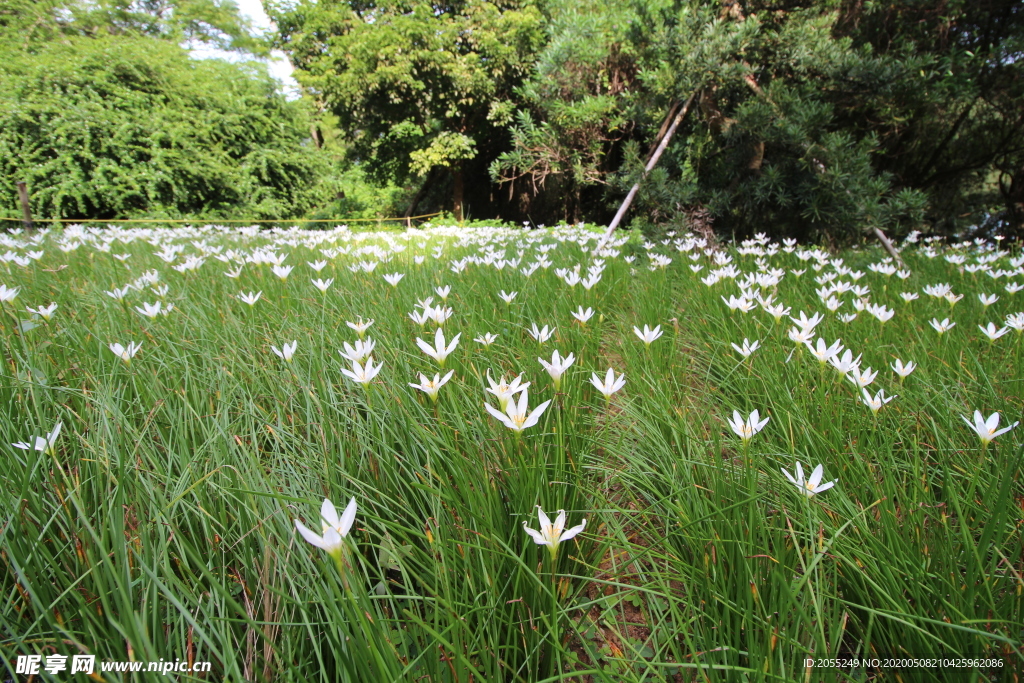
[2,0,1022,239]
[0,0,334,222]
[491,0,1023,239]
[270,0,545,220]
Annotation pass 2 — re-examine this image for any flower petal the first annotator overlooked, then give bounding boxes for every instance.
[523,523,548,546]
[536,506,551,530]
[807,464,824,489]
[320,498,340,529]
[339,497,357,537]
[559,519,586,543]
[295,520,328,550]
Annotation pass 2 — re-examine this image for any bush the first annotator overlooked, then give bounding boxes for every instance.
[0,35,332,221]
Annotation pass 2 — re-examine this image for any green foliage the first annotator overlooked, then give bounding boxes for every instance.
[304,166,414,221]
[0,0,266,54]
[494,0,1023,240]
[408,132,477,177]
[270,0,545,216]
[1,227,1021,679]
[490,0,641,220]
[0,34,332,221]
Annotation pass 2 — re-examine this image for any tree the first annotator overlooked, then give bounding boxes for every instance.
[831,0,1024,235]
[269,0,545,220]
[490,0,642,223]
[0,34,330,221]
[0,0,265,54]
[494,0,1023,241]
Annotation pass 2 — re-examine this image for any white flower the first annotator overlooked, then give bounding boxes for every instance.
[590,368,626,399]
[271,340,298,363]
[307,260,328,272]
[788,327,815,345]
[805,338,842,364]
[339,338,376,364]
[961,411,1019,446]
[416,328,460,367]
[846,366,878,389]
[538,350,575,390]
[383,272,405,286]
[781,462,836,497]
[899,292,919,303]
[340,356,383,387]
[633,324,663,345]
[979,293,999,307]
[499,290,518,303]
[135,301,164,318]
[861,388,896,413]
[0,284,21,302]
[485,372,529,411]
[12,421,62,455]
[435,285,451,300]
[727,409,769,441]
[474,332,499,346]
[109,341,142,364]
[527,323,555,343]
[837,312,858,323]
[762,302,791,322]
[485,389,551,433]
[104,286,131,301]
[312,278,334,293]
[929,318,955,334]
[346,318,374,337]
[224,268,243,279]
[923,283,952,298]
[891,359,916,378]
[866,303,894,323]
[429,306,453,326]
[789,310,824,331]
[572,306,595,324]
[408,309,431,327]
[409,370,454,402]
[237,291,263,306]
[295,497,357,560]
[272,264,293,281]
[828,349,861,374]
[722,295,755,312]
[27,303,58,320]
[731,338,761,358]
[523,506,586,560]
[978,322,1008,341]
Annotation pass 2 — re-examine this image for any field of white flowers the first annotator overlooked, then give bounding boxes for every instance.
[1,223,1022,681]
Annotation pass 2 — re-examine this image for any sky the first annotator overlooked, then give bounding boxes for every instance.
[188,0,300,99]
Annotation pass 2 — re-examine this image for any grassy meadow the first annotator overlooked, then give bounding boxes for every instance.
[1,223,1022,682]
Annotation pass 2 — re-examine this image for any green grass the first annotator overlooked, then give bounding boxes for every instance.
[0,225,1021,682]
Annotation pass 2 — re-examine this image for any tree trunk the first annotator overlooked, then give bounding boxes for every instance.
[17,182,33,231]
[452,163,464,222]
[872,227,905,268]
[595,91,698,249]
[405,167,438,219]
